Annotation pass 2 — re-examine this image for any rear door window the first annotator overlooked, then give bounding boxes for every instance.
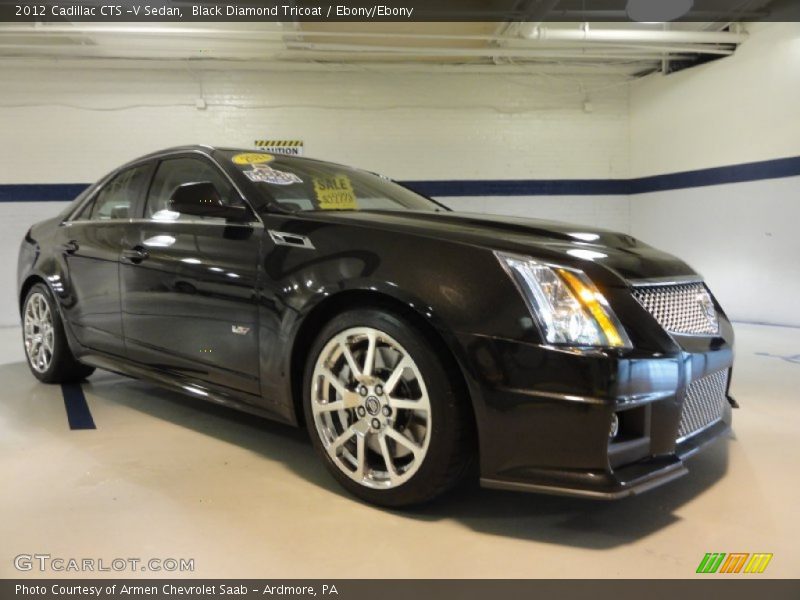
[89,164,152,221]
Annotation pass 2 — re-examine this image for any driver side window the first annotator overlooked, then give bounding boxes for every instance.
[145,157,241,222]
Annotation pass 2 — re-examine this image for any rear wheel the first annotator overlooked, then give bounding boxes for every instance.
[303,309,473,507]
[22,283,95,383]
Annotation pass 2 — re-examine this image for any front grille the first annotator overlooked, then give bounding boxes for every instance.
[678,370,729,440]
[632,281,719,335]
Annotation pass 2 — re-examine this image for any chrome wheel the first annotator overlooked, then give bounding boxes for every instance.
[24,292,55,374]
[311,327,432,489]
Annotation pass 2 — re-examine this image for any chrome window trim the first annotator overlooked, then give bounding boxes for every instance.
[62,160,152,224]
[62,149,262,227]
[64,218,263,229]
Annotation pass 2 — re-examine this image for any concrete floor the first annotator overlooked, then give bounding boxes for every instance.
[0,323,798,579]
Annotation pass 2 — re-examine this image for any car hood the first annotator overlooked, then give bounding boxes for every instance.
[310,210,697,287]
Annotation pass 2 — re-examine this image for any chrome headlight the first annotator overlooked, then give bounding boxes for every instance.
[496,252,632,349]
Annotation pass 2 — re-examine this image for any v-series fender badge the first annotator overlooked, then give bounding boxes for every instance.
[231,326,251,335]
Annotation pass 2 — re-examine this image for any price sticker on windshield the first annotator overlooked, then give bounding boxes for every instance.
[313,174,358,210]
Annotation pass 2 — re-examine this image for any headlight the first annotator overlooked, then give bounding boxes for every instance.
[496,252,632,349]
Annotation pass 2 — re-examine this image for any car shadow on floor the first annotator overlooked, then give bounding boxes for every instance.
[1,363,731,550]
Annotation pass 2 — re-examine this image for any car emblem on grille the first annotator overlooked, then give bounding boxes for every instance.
[696,290,718,331]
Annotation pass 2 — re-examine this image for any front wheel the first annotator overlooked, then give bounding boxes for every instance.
[303,309,473,507]
[22,283,95,383]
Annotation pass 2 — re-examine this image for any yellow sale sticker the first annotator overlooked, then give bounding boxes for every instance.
[313,174,358,210]
[232,152,274,165]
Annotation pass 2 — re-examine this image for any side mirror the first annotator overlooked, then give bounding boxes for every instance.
[168,181,250,221]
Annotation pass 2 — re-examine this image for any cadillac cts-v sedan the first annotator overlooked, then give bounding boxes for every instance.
[17,146,736,506]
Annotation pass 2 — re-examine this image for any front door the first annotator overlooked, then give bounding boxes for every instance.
[119,155,262,395]
[60,162,153,356]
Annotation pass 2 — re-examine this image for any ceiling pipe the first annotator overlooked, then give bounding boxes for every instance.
[0,56,644,75]
[0,43,696,63]
[284,41,727,58]
[0,24,747,46]
[520,25,747,45]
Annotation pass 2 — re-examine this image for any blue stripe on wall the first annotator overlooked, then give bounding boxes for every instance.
[1,155,799,202]
[0,183,89,203]
[405,178,632,197]
[626,155,800,195]
[405,155,800,197]
[60,383,96,430]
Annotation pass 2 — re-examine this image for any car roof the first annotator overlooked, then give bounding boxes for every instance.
[115,146,383,187]
[130,144,320,162]
[122,144,350,170]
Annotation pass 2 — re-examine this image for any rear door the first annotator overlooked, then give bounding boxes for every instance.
[119,154,262,395]
[60,163,153,356]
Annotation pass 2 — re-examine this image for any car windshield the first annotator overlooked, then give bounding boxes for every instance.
[221,151,444,213]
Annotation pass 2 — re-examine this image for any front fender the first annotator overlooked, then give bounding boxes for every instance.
[255,219,536,426]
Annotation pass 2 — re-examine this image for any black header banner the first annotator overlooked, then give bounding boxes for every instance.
[0,0,798,23]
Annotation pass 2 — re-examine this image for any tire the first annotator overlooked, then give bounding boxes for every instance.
[22,283,95,384]
[303,308,473,507]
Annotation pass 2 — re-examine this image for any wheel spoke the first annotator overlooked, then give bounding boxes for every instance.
[340,340,363,380]
[330,425,356,452]
[314,398,351,413]
[378,434,397,482]
[320,368,361,409]
[388,397,428,412]
[362,330,377,376]
[43,333,53,353]
[384,357,410,395]
[386,427,423,458]
[314,401,342,413]
[354,432,366,479]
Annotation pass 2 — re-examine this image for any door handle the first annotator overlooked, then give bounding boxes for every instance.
[121,246,149,264]
[62,240,79,255]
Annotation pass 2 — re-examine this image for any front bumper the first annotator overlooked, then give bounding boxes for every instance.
[457,320,735,499]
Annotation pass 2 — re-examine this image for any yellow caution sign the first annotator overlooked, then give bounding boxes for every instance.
[254,140,304,156]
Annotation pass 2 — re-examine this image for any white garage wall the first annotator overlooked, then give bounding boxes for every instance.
[439,195,629,232]
[630,177,800,327]
[630,22,800,177]
[0,65,630,325]
[0,67,629,182]
[629,22,800,327]
[2,21,798,329]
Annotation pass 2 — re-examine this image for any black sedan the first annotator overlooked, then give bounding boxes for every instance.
[17,146,735,506]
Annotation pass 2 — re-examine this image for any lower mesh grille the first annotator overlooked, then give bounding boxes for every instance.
[678,370,729,440]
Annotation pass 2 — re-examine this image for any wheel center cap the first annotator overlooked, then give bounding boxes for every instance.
[365,396,381,415]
